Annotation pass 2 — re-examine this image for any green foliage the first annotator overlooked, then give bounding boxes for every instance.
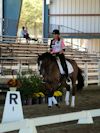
[17,73,43,98]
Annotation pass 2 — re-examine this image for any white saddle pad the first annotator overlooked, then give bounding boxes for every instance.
[57,59,74,74]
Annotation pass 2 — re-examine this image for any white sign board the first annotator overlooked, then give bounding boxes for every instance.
[0,0,3,36]
[2,91,24,123]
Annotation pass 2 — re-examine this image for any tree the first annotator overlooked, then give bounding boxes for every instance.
[19,0,42,36]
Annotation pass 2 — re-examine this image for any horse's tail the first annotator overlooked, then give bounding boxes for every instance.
[77,67,84,91]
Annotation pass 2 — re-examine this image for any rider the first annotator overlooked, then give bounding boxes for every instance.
[50,29,68,80]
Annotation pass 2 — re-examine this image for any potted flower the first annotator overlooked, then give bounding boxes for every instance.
[7,77,21,91]
[17,73,43,105]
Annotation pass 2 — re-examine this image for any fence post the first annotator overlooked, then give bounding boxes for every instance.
[0,66,1,76]
[19,119,37,133]
[84,62,88,87]
[98,60,100,86]
[18,61,22,76]
[0,47,2,76]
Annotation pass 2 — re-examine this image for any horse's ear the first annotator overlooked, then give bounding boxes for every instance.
[37,54,42,61]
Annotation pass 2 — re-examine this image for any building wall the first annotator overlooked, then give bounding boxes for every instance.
[3,0,23,36]
[49,0,100,34]
[66,38,100,54]
[85,39,100,54]
[0,0,3,36]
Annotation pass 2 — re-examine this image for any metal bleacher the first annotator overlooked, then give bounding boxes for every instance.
[0,37,100,86]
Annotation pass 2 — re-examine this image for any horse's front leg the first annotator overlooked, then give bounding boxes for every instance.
[65,84,70,106]
[48,89,58,108]
[65,77,72,106]
[71,84,76,107]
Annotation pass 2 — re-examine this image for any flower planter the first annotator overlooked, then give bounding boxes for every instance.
[9,87,17,91]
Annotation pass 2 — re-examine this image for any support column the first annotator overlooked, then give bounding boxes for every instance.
[0,0,3,37]
[0,0,3,76]
[3,0,23,37]
[98,60,100,86]
[43,0,49,39]
[84,62,88,87]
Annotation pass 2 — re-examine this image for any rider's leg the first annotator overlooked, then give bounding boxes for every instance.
[58,54,68,79]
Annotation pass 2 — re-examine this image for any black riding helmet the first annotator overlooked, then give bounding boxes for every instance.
[52,29,60,35]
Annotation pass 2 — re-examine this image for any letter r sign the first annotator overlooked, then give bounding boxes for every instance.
[10,93,18,104]
[2,91,24,123]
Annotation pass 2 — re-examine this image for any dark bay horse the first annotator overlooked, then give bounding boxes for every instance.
[37,52,84,107]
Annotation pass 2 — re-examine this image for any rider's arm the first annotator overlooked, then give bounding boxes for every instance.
[59,40,65,54]
[50,41,52,52]
[50,39,54,53]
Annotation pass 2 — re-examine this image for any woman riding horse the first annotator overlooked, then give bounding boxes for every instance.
[50,29,69,81]
[38,30,84,108]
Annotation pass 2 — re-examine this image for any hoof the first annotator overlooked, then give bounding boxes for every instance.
[56,104,60,108]
[71,104,75,108]
[48,106,52,108]
[65,102,70,106]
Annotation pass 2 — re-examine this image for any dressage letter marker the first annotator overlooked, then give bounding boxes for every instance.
[2,91,24,123]
[10,93,18,104]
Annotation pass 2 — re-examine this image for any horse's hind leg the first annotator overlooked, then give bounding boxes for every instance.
[71,84,76,107]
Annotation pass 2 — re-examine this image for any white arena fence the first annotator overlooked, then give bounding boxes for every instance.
[0,109,100,133]
[78,61,100,86]
[0,61,100,87]
[0,60,99,132]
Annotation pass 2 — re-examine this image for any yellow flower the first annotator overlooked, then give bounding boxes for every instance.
[54,91,62,97]
[33,92,45,97]
[33,93,40,97]
[38,92,45,97]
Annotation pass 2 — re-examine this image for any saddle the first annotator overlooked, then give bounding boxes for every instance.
[56,58,74,75]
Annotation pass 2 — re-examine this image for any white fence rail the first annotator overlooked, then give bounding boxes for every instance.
[0,61,100,86]
[0,109,100,133]
[78,61,100,86]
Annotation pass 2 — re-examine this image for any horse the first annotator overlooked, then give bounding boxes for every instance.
[37,52,84,107]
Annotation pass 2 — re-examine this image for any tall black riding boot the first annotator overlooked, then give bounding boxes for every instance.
[58,54,68,79]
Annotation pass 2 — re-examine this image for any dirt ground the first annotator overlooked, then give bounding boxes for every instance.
[0,85,100,133]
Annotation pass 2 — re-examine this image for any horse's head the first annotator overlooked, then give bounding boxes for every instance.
[37,52,56,78]
[37,52,63,90]
[37,53,44,75]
